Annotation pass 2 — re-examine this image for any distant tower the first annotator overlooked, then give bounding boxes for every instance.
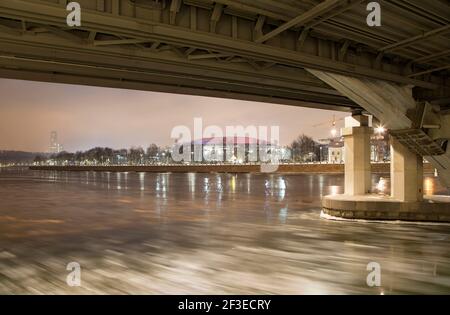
[49,131,63,153]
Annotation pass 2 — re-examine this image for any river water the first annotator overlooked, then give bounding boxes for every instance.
[0,168,449,294]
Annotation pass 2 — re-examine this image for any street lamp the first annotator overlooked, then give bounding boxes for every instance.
[375,125,386,134]
[331,128,337,138]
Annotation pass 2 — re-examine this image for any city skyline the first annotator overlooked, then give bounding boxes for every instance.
[0,78,347,153]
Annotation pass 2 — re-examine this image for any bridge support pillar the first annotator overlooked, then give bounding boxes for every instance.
[306,68,449,189]
[311,70,450,222]
[342,115,372,196]
[390,136,424,202]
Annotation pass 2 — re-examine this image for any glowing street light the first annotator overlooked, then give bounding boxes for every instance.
[331,128,337,137]
[375,125,386,134]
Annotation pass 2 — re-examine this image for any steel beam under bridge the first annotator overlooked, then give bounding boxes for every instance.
[0,0,449,112]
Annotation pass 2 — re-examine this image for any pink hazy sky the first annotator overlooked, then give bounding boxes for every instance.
[0,78,347,152]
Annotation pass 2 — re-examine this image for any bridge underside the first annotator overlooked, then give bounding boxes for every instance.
[0,1,449,190]
[0,0,449,112]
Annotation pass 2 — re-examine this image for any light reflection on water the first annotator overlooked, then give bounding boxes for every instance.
[373,175,441,196]
[0,167,449,294]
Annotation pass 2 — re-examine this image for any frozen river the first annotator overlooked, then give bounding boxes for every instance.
[0,168,449,294]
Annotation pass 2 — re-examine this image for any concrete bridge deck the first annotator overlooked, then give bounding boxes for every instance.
[0,0,448,111]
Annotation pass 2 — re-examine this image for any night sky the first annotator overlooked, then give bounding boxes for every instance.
[0,78,347,152]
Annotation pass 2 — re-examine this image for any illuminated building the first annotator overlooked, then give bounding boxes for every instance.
[49,131,63,154]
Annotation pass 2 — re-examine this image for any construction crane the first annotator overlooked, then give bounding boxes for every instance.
[312,115,344,137]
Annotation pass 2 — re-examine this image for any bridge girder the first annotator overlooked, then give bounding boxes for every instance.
[0,0,448,112]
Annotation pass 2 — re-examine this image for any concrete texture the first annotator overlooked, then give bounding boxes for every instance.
[322,194,450,222]
[28,163,436,174]
[30,163,434,174]
[342,124,373,196]
[391,137,424,202]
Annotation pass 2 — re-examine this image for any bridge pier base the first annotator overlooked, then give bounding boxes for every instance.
[307,69,450,222]
[321,114,449,223]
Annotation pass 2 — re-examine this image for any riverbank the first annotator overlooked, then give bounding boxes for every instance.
[29,163,435,174]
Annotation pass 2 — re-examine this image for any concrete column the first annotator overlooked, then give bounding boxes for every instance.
[342,115,373,196]
[390,136,423,202]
